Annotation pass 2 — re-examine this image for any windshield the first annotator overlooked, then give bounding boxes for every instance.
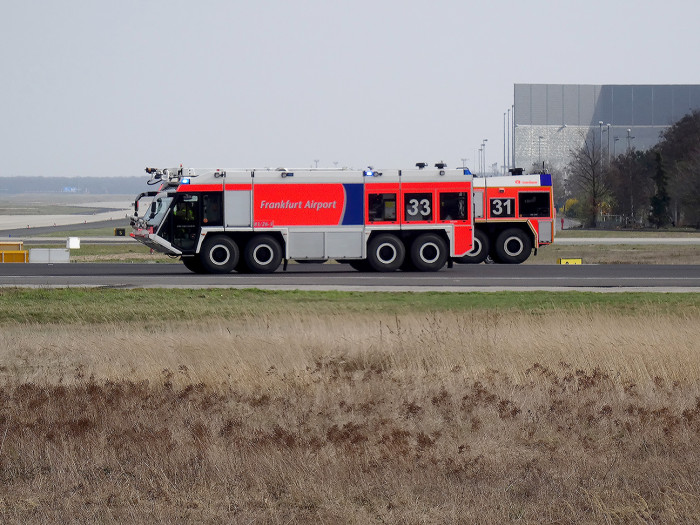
[146,194,174,227]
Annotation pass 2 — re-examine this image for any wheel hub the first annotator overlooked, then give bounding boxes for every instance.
[211,245,230,265]
[376,243,397,264]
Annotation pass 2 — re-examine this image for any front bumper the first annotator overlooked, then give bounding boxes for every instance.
[130,228,181,255]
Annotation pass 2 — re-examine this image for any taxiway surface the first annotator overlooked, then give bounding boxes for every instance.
[1,263,699,292]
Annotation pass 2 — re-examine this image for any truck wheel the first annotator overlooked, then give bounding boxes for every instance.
[494,228,532,264]
[201,235,239,273]
[410,233,447,272]
[181,256,207,274]
[454,229,490,264]
[367,234,405,272]
[244,235,282,273]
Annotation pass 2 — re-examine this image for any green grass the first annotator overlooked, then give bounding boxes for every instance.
[1,288,698,324]
[527,243,700,265]
[40,225,130,237]
[70,243,174,263]
[0,205,109,216]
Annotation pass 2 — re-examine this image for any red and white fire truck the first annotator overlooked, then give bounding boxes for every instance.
[129,164,553,273]
[456,170,555,264]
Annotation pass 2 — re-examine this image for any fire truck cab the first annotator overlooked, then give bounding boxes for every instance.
[456,172,555,264]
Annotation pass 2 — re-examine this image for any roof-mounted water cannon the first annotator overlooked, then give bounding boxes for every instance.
[145,167,164,185]
[363,167,382,177]
[145,166,196,187]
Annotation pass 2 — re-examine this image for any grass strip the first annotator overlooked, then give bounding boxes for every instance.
[0,287,698,324]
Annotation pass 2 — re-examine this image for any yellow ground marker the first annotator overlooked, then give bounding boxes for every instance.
[557,258,582,265]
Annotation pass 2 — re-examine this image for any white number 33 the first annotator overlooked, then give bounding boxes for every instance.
[408,198,431,216]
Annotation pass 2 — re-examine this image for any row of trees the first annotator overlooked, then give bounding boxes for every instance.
[559,110,700,228]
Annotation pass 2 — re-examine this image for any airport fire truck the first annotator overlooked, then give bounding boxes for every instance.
[456,170,555,264]
[129,164,554,273]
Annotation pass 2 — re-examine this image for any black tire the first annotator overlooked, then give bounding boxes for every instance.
[494,228,532,264]
[367,234,405,272]
[244,235,283,273]
[181,256,207,274]
[454,229,490,264]
[410,233,447,272]
[200,235,239,274]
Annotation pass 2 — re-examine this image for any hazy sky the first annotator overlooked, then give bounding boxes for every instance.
[2,0,699,178]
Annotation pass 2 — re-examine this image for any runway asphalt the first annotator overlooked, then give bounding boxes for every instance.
[1,262,699,292]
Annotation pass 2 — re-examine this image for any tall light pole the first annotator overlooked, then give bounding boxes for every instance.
[538,135,544,166]
[502,113,506,175]
[480,144,485,176]
[607,123,611,167]
[507,108,511,171]
[599,121,604,164]
[626,128,635,152]
[512,104,515,169]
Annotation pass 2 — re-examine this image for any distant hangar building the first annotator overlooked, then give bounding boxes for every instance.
[513,84,700,170]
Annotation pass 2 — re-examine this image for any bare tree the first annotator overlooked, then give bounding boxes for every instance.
[608,149,655,226]
[566,131,609,228]
[673,147,700,226]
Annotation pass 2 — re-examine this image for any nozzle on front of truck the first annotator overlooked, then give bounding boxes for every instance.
[128,167,192,254]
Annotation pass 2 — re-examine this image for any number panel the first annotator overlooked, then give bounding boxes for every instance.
[404,192,433,222]
[489,198,515,218]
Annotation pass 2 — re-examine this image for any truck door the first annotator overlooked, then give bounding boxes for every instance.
[171,194,200,252]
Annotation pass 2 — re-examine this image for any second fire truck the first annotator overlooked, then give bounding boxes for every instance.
[129,163,554,273]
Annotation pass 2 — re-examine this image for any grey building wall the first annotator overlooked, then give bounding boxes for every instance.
[514,84,700,170]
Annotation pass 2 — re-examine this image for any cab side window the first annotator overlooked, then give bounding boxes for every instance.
[518,192,550,217]
[368,193,397,222]
[202,193,223,226]
[439,192,468,221]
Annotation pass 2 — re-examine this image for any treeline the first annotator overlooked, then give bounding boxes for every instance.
[563,110,700,228]
[0,176,150,195]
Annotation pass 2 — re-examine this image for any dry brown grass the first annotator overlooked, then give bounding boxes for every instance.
[526,243,700,265]
[1,310,700,523]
